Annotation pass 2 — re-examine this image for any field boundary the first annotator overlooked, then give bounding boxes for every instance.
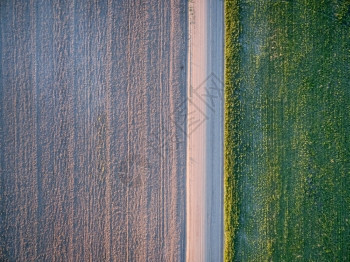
[224,0,240,261]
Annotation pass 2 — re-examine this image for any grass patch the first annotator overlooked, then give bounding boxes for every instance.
[224,0,241,261]
[225,0,350,260]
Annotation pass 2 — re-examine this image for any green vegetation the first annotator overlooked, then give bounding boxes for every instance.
[224,0,241,261]
[224,0,350,261]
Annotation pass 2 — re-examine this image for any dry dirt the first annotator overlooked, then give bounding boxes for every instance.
[0,0,187,261]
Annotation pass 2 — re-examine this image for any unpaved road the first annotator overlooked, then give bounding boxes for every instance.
[0,0,186,261]
[187,0,224,261]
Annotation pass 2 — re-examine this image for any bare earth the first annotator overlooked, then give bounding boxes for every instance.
[0,0,186,261]
[186,0,224,261]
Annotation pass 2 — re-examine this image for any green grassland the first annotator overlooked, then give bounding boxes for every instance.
[224,0,240,261]
[224,0,350,261]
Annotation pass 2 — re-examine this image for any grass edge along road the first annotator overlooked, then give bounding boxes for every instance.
[224,0,240,261]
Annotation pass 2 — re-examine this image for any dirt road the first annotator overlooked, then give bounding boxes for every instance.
[186,0,224,261]
[0,0,186,261]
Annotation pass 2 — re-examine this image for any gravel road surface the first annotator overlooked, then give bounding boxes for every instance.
[186,0,224,261]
